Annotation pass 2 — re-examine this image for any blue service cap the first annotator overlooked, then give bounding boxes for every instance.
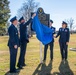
[19,17,24,22]
[62,21,67,25]
[10,16,17,22]
[50,20,53,23]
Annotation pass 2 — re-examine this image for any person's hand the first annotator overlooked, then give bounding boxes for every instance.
[14,45,17,49]
[32,13,36,19]
[66,42,69,45]
[53,36,56,38]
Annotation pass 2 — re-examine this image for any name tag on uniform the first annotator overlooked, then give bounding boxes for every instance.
[65,30,67,32]
[59,29,61,31]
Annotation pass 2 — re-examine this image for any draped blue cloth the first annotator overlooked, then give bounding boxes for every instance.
[32,14,53,45]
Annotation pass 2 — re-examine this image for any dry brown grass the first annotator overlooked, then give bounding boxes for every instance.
[0,34,76,75]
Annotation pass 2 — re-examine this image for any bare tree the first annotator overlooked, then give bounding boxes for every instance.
[72,25,76,30]
[65,18,74,34]
[17,0,39,36]
[17,0,39,19]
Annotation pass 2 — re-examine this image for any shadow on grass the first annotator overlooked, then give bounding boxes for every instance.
[53,60,74,75]
[32,61,52,75]
[33,60,74,75]
[58,60,74,75]
[5,69,20,75]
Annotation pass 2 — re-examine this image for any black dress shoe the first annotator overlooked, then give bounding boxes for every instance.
[17,66,24,69]
[17,64,24,69]
[22,64,26,67]
[65,58,67,61]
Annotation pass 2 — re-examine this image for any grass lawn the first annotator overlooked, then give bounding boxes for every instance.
[0,34,76,75]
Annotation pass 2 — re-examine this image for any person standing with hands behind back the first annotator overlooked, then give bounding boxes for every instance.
[55,21,70,61]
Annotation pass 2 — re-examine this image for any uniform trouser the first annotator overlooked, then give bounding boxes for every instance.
[18,42,27,66]
[44,41,54,60]
[59,42,68,60]
[9,47,18,72]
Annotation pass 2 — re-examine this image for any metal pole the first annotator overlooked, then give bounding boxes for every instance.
[40,42,43,63]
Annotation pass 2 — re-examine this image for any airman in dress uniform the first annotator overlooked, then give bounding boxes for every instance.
[17,13,36,69]
[8,16,19,73]
[43,20,56,62]
[55,21,70,61]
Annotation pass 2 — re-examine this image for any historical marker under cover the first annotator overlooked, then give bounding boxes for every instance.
[37,7,50,27]
[31,7,50,27]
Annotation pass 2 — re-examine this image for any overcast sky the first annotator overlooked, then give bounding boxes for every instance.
[9,0,76,30]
